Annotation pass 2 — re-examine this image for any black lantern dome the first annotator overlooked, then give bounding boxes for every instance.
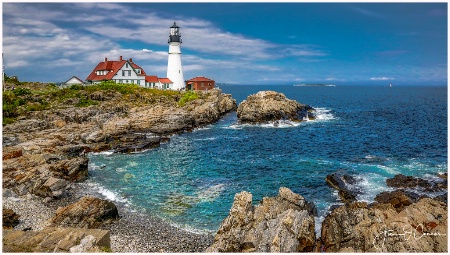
[168,22,181,43]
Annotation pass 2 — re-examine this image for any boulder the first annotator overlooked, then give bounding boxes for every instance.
[49,196,119,229]
[49,157,89,182]
[206,187,316,252]
[33,177,68,198]
[111,133,161,153]
[374,189,422,212]
[237,91,315,124]
[385,174,446,192]
[2,148,23,160]
[320,198,447,252]
[325,173,359,203]
[2,227,110,252]
[3,208,20,228]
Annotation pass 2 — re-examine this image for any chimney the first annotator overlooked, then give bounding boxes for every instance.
[104,57,108,62]
[129,58,133,62]
[120,56,123,61]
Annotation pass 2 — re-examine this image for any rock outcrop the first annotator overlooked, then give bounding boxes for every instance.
[49,196,119,229]
[2,227,110,252]
[2,89,236,202]
[374,189,422,212]
[320,198,447,252]
[386,174,447,192]
[237,91,315,124]
[206,187,316,252]
[325,173,359,203]
[3,209,20,229]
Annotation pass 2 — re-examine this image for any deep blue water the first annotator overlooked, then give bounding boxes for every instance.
[86,85,447,234]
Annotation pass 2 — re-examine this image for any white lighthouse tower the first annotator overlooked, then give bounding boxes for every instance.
[167,22,185,90]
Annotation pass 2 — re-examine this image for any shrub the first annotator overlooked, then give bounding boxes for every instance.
[12,87,32,96]
[2,91,26,118]
[178,91,199,106]
[75,98,98,107]
[96,80,140,94]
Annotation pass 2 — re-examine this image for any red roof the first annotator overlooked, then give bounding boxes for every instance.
[159,78,173,83]
[187,76,214,82]
[86,57,147,81]
[131,62,146,76]
[86,60,127,81]
[145,76,159,83]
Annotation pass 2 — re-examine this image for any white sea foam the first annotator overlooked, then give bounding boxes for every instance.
[354,172,394,203]
[225,120,301,129]
[313,107,337,121]
[84,181,128,204]
[193,126,211,132]
[89,150,115,156]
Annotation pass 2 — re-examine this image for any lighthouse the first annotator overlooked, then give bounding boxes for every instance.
[167,22,185,90]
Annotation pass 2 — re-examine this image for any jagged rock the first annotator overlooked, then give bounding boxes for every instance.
[206,187,316,252]
[374,189,422,212]
[49,157,89,182]
[2,227,110,252]
[50,196,119,229]
[438,173,447,180]
[3,208,20,228]
[325,173,359,203]
[3,136,20,146]
[111,133,161,153]
[237,91,315,124]
[33,177,68,198]
[321,198,447,252]
[83,130,106,143]
[2,148,23,160]
[386,174,447,193]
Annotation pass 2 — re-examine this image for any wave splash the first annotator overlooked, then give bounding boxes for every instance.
[225,107,337,129]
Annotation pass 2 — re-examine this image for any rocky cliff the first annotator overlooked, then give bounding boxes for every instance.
[206,187,316,252]
[237,91,315,124]
[3,88,236,203]
[320,198,447,252]
[2,86,236,252]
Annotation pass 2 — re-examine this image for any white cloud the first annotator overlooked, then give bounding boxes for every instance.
[3,2,326,83]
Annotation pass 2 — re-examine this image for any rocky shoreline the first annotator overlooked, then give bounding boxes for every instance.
[3,87,447,253]
[2,87,234,252]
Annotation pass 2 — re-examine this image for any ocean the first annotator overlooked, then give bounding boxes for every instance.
[86,85,447,234]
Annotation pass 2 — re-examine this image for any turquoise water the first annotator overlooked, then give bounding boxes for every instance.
[87,85,447,234]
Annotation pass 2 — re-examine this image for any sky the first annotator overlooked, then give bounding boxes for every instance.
[2,1,448,85]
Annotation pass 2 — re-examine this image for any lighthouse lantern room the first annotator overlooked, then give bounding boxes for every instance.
[167,22,185,90]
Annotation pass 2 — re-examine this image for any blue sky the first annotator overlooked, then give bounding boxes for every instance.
[2,2,447,85]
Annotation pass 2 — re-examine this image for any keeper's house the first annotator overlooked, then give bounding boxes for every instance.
[186,76,215,91]
[86,56,172,89]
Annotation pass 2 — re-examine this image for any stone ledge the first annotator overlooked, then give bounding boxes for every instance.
[2,227,110,252]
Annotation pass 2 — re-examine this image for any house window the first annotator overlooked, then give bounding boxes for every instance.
[126,63,129,68]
